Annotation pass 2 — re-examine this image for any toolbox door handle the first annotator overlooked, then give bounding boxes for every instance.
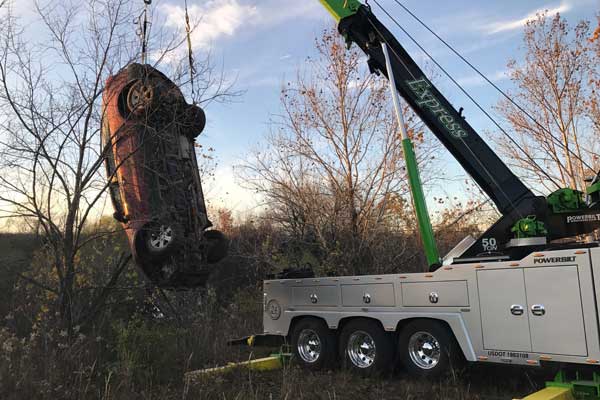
[510,304,524,316]
[531,304,545,316]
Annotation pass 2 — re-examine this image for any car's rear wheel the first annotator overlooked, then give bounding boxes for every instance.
[126,80,155,115]
[179,104,206,138]
[141,221,181,260]
[203,230,229,263]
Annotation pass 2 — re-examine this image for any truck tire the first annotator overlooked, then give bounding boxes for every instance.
[339,319,394,376]
[291,318,336,371]
[397,319,461,378]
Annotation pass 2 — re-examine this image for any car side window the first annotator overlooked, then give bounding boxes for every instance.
[101,118,125,215]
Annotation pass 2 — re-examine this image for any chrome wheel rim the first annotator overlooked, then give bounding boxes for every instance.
[149,225,173,250]
[408,331,441,370]
[128,81,153,111]
[347,330,376,368]
[297,329,321,363]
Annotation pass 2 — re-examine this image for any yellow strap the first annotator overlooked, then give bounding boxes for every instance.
[516,387,574,400]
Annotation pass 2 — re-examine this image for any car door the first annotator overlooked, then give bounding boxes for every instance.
[101,118,126,221]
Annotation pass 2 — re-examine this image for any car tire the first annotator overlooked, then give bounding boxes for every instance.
[125,80,156,116]
[397,320,462,378]
[140,221,181,261]
[180,104,206,138]
[339,319,394,376]
[291,318,337,371]
[203,230,229,263]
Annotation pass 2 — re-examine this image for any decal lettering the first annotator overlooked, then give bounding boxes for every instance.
[566,214,600,224]
[487,350,529,358]
[406,78,468,139]
[533,256,576,264]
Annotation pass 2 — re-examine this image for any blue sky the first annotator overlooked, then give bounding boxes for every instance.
[12,0,597,216]
[161,0,597,215]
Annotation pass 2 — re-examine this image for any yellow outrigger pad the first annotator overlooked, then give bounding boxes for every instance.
[515,387,574,400]
[185,355,285,382]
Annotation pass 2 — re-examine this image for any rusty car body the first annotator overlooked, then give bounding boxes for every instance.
[101,63,227,288]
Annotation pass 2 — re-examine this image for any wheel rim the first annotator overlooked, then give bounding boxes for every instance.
[297,329,321,363]
[127,81,154,112]
[408,331,441,370]
[347,330,376,368]
[149,225,173,250]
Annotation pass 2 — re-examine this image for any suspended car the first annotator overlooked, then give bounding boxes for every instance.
[101,63,228,288]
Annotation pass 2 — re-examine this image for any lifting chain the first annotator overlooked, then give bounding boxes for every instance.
[184,0,197,103]
[135,0,152,64]
[135,0,197,102]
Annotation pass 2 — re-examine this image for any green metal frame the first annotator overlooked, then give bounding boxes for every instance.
[512,215,547,239]
[547,188,585,214]
[402,138,440,266]
[587,181,600,197]
[318,0,362,21]
[546,370,600,399]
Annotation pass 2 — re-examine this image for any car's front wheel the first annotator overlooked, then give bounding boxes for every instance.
[203,230,229,263]
[140,221,181,260]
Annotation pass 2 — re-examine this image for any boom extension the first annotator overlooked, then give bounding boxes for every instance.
[318,1,600,262]
[335,5,534,214]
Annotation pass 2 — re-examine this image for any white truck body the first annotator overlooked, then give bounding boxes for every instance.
[263,247,600,367]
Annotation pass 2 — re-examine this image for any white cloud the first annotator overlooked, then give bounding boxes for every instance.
[257,1,322,27]
[159,0,323,52]
[456,69,509,88]
[160,0,258,50]
[485,2,571,34]
[0,0,38,20]
[204,166,261,214]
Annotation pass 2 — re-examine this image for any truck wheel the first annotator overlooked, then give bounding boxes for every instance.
[339,319,394,376]
[397,320,460,378]
[291,318,336,371]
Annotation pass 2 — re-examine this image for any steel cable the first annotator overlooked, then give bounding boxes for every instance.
[391,0,594,172]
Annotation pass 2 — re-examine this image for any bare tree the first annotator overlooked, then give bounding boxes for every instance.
[240,30,439,275]
[495,13,599,193]
[588,16,600,158]
[592,18,600,43]
[0,0,234,332]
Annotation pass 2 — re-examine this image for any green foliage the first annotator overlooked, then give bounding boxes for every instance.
[113,318,185,386]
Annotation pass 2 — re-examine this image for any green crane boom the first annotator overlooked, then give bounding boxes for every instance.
[315,0,600,264]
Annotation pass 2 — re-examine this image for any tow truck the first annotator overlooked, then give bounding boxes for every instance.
[254,0,600,386]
